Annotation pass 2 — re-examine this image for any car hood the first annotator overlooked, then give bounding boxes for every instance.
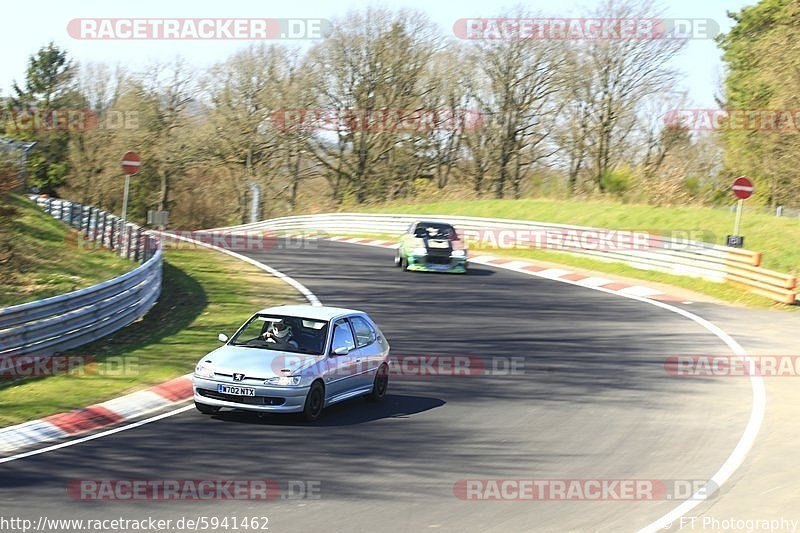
[203,345,322,378]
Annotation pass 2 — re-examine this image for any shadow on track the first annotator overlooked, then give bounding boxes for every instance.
[207,394,445,427]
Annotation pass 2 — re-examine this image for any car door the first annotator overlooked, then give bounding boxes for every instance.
[324,319,358,398]
[347,315,383,390]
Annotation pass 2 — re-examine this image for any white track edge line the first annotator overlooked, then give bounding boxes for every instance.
[0,233,322,462]
[0,405,194,464]
[339,238,766,532]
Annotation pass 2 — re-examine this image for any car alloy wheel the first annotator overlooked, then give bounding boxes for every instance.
[303,382,325,421]
[367,364,389,402]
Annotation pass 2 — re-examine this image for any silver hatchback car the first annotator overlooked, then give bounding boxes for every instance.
[193,305,390,421]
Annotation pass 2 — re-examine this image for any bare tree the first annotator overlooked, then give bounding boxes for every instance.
[305,8,440,204]
[565,0,686,192]
[466,8,566,198]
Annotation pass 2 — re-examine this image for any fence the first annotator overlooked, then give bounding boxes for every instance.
[0,198,162,358]
[214,213,797,304]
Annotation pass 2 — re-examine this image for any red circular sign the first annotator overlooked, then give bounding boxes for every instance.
[121,151,142,176]
[732,176,753,200]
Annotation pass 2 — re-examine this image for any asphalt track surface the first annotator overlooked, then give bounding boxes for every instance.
[0,241,756,532]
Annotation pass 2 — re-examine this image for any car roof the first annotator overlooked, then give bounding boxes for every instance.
[254,304,365,321]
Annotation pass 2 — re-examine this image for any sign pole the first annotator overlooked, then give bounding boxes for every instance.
[121,173,131,224]
[119,151,142,255]
[732,198,743,236]
[119,174,131,253]
[727,176,753,248]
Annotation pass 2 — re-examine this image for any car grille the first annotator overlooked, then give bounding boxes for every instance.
[425,242,452,264]
[197,389,286,406]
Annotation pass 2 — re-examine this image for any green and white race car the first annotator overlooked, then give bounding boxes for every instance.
[394,221,468,273]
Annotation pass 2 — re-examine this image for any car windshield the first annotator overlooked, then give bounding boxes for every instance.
[417,223,456,240]
[230,314,329,355]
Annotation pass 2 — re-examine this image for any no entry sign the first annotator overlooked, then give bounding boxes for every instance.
[732,176,753,200]
[121,151,142,175]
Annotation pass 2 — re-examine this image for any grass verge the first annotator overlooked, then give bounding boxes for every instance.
[0,194,133,307]
[0,247,301,427]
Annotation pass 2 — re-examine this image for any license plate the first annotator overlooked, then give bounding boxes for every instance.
[217,384,256,396]
[428,240,449,248]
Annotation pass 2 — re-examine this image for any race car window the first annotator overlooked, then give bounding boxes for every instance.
[331,320,356,353]
[349,316,376,348]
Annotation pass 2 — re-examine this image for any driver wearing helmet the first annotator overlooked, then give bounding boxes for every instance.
[264,321,299,349]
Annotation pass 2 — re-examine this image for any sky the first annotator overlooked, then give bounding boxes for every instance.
[0,0,755,108]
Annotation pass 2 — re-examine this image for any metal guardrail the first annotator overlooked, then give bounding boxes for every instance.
[34,197,158,262]
[0,198,163,358]
[215,213,797,304]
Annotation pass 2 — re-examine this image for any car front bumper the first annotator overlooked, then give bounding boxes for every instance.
[193,376,310,413]
[407,255,467,273]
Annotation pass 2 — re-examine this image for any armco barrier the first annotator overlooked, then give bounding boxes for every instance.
[0,199,163,358]
[33,196,158,263]
[210,213,796,304]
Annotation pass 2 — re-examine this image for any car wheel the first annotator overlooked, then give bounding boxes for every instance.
[195,401,219,415]
[366,364,389,402]
[400,256,409,271]
[394,251,401,266]
[302,381,325,422]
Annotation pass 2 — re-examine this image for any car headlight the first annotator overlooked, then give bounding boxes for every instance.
[411,247,427,256]
[264,375,303,387]
[451,249,466,258]
[194,362,215,379]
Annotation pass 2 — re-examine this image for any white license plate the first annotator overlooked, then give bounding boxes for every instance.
[217,384,256,396]
[428,240,449,248]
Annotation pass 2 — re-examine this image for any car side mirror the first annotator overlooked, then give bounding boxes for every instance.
[218,333,229,343]
[332,346,350,356]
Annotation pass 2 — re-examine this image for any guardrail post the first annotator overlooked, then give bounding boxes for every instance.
[109,216,116,251]
[124,224,132,259]
[98,212,106,248]
[90,207,98,242]
[134,228,143,262]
